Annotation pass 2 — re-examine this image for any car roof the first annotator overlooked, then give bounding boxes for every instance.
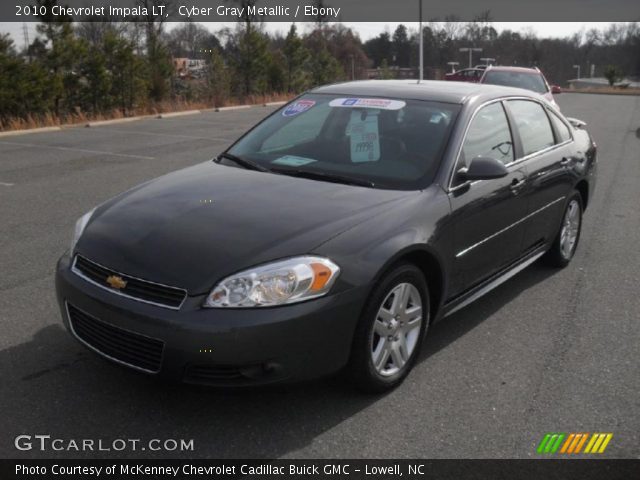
[485,66,542,74]
[310,80,538,105]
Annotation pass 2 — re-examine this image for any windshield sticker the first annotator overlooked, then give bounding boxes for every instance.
[330,98,406,110]
[272,155,317,167]
[282,100,315,117]
[349,110,380,163]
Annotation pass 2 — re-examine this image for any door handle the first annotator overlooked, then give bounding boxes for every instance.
[560,157,571,166]
[510,177,525,192]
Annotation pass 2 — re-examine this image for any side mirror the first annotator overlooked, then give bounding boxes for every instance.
[551,85,562,94]
[458,156,509,181]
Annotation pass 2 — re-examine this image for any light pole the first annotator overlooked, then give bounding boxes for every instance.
[418,0,423,82]
[573,64,581,79]
[447,61,459,73]
[480,57,495,66]
[460,47,482,68]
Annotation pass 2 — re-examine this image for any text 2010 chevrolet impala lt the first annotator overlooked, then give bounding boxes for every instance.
[56,81,597,392]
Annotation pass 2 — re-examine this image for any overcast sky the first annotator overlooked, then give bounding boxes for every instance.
[1,22,616,49]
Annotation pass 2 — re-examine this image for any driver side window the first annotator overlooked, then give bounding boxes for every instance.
[261,102,332,152]
[462,102,514,167]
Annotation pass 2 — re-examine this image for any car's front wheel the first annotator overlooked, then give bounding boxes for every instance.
[545,191,583,267]
[348,263,429,393]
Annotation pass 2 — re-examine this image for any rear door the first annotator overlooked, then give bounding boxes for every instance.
[447,101,529,297]
[504,100,574,250]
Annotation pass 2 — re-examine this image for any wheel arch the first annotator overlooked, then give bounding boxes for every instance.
[575,179,589,211]
[369,245,447,324]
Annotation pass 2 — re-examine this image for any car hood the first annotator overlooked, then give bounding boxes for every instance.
[76,162,414,294]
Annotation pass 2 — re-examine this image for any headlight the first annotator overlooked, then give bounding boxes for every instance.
[204,256,340,308]
[70,208,95,254]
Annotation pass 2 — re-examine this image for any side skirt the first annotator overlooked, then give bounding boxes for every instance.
[442,247,547,318]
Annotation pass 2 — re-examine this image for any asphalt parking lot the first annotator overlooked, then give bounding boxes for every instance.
[1,93,638,459]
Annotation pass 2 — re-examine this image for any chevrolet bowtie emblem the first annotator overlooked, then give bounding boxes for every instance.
[106,275,127,289]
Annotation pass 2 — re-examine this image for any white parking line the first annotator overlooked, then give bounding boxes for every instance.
[101,129,216,141]
[0,141,155,160]
[0,182,14,186]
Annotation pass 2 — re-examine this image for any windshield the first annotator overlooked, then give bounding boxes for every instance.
[482,71,548,94]
[225,93,461,190]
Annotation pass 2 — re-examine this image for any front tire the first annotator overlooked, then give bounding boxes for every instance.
[545,191,583,267]
[348,263,429,393]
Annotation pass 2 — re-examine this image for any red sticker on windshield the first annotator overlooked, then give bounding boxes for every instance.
[282,100,316,117]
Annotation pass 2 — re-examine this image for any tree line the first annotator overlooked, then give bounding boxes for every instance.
[1,1,639,128]
[0,0,368,127]
[363,18,640,86]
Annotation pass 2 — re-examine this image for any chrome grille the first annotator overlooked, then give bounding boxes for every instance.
[73,255,187,309]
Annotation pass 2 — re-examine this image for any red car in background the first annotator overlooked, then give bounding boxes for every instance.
[445,68,484,83]
[446,65,562,109]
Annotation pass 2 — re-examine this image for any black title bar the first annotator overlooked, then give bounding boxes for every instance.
[3,459,640,480]
[3,0,640,22]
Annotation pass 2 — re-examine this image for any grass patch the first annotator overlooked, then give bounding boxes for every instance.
[0,93,295,133]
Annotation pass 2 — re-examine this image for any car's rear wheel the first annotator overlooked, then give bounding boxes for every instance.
[545,191,583,267]
[348,263,429,393]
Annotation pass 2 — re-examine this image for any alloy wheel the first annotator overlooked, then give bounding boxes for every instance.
[370,283,423,376]
[560,199,581,259]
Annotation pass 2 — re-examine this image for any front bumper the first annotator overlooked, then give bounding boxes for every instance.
[55,253,367,386]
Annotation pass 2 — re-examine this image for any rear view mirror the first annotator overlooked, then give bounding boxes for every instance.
[551,85,562,94]
[458,156,509,181]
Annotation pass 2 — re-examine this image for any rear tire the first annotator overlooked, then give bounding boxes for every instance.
[544,191,583,268]
[348,263,429,393]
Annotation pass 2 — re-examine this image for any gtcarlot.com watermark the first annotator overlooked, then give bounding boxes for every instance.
[15,435,194,452]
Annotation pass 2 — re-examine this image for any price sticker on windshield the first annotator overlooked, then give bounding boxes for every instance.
[349,110,380,163]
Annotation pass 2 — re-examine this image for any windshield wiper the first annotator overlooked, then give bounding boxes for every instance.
[271,168,376,188]
[216,152,270,172]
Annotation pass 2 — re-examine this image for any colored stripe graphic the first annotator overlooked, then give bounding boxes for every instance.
[537,433,565,454]
[598,434,613,453]
[568,433,584,453]
[537,434,552,454]
[550,434,565,453]
[574,433,589,453]
[539,433,613,454]
[560,433,575,453]
[585,433,613,453]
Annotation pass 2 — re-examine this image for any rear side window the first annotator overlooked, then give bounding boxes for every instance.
[507,100,555,156]
[548,111,572,143]
[462,102,514,165]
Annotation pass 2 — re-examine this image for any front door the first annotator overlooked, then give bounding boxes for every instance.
[447,101,529,297]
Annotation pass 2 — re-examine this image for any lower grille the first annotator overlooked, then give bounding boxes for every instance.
[67,303,164,373]
[183,363,283,385]
[184,364,245,383]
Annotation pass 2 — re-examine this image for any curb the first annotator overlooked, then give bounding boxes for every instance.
[0,100,289,137]
[0,126,62,138]
[215,105,252,112]
[156,110,202,119]
[85,116,149,127]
